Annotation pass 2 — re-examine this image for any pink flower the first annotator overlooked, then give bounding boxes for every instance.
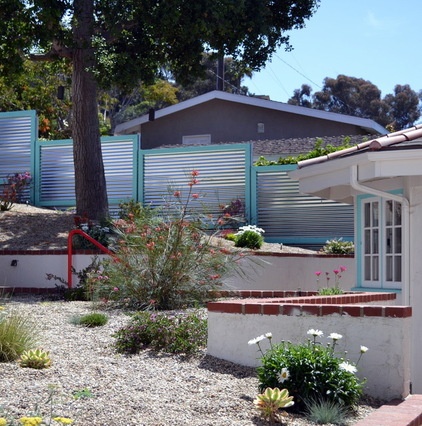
[192,193,199,199]
[113,287,119,292]
[191,169,199,177]
[173,190,181,197]
[333,269,340,275]
[315,271,322,277]
[340,265,347,272]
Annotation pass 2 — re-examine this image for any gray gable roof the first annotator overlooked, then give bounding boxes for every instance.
[115,90,387,136]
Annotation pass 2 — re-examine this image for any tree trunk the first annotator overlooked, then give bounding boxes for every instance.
[72,0,108,221]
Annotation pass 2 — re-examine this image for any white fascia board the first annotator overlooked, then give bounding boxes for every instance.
[115,90,387,135]
[291,149,422,198]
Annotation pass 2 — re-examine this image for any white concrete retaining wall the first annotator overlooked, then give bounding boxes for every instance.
[225,255,355,291]
[207,311,411,401]
[0,254,105,288]
[0,252,354,291]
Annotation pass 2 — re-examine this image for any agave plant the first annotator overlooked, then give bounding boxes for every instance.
[254,387,294,423]
[19,348,52,369]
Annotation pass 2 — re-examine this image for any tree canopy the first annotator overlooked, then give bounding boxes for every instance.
[1,0,320,220]
[288,74,421,130]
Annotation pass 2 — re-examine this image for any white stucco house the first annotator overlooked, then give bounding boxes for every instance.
[289,123,422,393]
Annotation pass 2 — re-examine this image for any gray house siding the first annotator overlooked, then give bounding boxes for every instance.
[140,99,376,149]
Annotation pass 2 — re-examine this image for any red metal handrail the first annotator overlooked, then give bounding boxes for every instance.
[67,229,117,288]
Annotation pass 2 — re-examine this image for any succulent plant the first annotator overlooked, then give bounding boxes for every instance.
[254,387,294,423]
[18,348,52,369]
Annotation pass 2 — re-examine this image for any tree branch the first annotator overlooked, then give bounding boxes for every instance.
[29,40,72,61]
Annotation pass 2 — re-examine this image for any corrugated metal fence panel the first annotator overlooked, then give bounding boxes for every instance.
[140,144,251,222]
[37,136,138,209]
[0,110,37,202]
[253,165,354,246]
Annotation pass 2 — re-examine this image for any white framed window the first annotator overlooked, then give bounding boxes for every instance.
[361,197,402,289]
[182,134,211,145]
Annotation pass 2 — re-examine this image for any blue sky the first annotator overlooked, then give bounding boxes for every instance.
[245,0,421,103]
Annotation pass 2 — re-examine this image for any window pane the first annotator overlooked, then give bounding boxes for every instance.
[364,257,371,280]
[372,229,379,254]
[364,203,371,227]
[385,200,392,226]
[395,228,402,254]
[364,230,371,254]
[372,202,379,226]
[372,256,379,281]
[386,228,392,253]
[394,256,402,281]
[395,203,402,226]
[386,256,392,281]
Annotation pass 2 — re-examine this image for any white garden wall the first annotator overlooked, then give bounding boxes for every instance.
[0,252,354,291]
[0,253,105,288]
[225,254,355,291]
[208,311,411,401]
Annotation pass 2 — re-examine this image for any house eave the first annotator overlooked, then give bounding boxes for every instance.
[289,149,422,203]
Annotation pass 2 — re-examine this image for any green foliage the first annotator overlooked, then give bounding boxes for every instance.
[289,75,421,130]
[118,199,156,222]
[72,312,108,327]
[254,387,294,423]
[0,310,39,362]
[46,257,103,301]
[304,398,349,425]
[255,332,364,412]
[321,238,354,255]
[235,230,264,249]
[254,137,354,166]
[73,214,111,249]
[0,59,72,139]
[18,348,52,369]
[72,388,95,400]
[113,310,207,355]
[91,171,244,310]
[318,287,343,296]
[225,233,237,242]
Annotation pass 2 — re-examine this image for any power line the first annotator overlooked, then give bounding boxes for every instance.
[274,53,322,90]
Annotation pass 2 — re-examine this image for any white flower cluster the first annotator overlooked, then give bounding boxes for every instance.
[236,225,265,236]
[248,332,272,346]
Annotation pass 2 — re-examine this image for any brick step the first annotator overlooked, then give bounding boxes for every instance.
[355,395,422,426]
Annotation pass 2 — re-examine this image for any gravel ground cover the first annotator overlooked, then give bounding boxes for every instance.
[0,297,380,426]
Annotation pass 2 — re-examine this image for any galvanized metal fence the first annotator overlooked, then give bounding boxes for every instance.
[0,110,353,247]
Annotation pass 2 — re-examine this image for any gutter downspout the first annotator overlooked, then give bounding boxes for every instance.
[350,165,410,305]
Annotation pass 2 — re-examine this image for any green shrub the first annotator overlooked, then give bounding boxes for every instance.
[72,312,108,327]
[0,310,39,362]
[235,230,264,249]
[234,225,265,249]
[254,330,365,412]
[321,238,354,254]
[304,398,349,425]
[318,287,343,296]
[91,170,244,310]
[113,309,207,355]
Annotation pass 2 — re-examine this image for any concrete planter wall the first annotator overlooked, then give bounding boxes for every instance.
[224,253,355,291]
[0,250,354,291]
[0,250,105,289]
[207,292,411,402]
